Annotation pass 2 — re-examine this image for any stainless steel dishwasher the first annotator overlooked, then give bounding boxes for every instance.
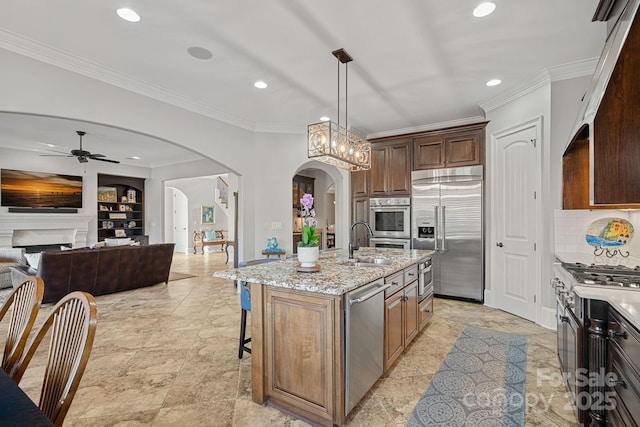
[344,277,389,415]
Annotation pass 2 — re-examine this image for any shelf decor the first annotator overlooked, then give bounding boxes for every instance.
[97,187,117,203]
[127,188,136,203]
[585,217,634,257]
[201,206,215,224]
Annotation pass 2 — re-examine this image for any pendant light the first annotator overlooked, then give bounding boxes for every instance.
[307,48,371,171]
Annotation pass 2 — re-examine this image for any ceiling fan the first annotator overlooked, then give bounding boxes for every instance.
[40,131,120,164]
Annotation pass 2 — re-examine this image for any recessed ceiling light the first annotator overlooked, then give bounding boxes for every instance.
[187,46,213,60]
[254,81,268,89]
[486,79,502,87]
[320,116,330,122]
[116,8,141,22]
[473,2,496,17]
[127,156,141,160]
[39,142,56,148]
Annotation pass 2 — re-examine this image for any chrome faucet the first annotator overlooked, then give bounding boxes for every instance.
[349,221,374,260]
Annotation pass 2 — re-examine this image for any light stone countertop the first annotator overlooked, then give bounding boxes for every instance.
[555,252,640,330]
[213,247,432,296]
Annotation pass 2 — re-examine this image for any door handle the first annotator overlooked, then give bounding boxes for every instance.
[496,242,504,247]
[434,206,439,251]
[441,206,446,251]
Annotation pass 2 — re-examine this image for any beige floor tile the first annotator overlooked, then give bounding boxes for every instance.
[9,252,575,426]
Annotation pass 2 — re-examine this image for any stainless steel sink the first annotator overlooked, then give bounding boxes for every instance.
[342,258,394,267]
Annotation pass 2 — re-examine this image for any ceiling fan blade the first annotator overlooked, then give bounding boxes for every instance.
[39,154,74,157]
[92,157,121,164]
[43,148,74,155]
[87,153,106,158]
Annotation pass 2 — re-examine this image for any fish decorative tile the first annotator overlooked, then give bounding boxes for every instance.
[585,217,634,257]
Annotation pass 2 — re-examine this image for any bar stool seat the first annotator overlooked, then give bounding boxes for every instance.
[238,258,279,359]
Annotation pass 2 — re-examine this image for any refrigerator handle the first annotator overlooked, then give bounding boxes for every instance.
[434,206,439,251]
[441,206,446,251]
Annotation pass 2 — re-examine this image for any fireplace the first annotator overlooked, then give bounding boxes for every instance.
[0,213,92,249]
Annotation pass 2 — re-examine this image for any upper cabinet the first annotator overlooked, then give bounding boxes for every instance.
[563,0,640,207]
[413,124,485,170]
[367,138,412,197]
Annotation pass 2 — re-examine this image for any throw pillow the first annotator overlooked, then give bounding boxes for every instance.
[60,245,73,251]
[104,238,132,247]
[204,230,216,241]
[24,252,42,269]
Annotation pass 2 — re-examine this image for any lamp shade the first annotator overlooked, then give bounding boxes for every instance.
[307,120,371,171]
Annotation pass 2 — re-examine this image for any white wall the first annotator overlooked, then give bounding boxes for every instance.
[485,74,592,319]
[0,49,264,258]
[164,175,230,245]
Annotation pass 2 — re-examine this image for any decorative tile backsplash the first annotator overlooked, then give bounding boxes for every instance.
[554,209,640,256]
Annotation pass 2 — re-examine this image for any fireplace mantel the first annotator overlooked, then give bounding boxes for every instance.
[0,213,92,248]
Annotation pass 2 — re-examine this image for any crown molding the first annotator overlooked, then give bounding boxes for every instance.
[479,59,597,113]
[0,29,257,132]
[366,115,487,140]
[253,122,306,134]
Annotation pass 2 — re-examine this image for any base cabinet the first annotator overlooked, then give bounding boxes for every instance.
[384,270,422,371]
[418,296,434,329]
[254,285,344,426]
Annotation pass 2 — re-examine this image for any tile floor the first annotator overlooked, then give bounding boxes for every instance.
[10,252,578,426]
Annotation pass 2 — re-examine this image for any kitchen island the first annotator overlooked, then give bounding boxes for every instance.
[214,248,432,426]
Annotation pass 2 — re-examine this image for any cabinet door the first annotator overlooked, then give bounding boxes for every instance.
[413,135,445,169]
[369,146,388,195]
[384,291,404,371]
[387,142,411,195]
[351,169,369,198]
[352,198,369,248]
[404,281,419,346]
[445,131,481,167]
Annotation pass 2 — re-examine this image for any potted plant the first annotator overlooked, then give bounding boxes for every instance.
[297,193,319,267]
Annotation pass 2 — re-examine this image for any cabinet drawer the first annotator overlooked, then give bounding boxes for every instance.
[404,265,418,284]
[609,308,640,376]
[419,296,433,329]
[608,344,640,425]
[384,271,404,297]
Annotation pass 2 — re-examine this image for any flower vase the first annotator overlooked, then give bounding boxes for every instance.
[297,246,319,267]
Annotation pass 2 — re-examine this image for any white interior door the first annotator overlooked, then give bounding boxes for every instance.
[492,118,540,322]
[173,190,188,253]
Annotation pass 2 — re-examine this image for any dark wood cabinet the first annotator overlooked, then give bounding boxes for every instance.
[563,5,640,207]
[97,174,145,242]
[413,124,485,170]
[607,306,640,426]
[351,169,369,198]
[383,269,419,371]
[292,175,314,207]
[352,198,369,248]
[367,138,412,197]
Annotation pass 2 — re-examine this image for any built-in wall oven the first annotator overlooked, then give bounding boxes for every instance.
[369,198,411,249]
[369,237,411,249]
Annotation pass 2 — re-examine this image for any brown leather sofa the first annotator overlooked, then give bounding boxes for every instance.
[10,243,175,303]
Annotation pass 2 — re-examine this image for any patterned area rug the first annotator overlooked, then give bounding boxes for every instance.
[406,326,528,427]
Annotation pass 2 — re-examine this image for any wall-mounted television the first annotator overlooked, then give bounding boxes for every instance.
[1,169,83,209]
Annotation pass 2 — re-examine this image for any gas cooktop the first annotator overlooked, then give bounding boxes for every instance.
[561,262,640,289]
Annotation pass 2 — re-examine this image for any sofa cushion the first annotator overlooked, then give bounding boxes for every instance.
[104,238,132,247]
[204,230,216,241]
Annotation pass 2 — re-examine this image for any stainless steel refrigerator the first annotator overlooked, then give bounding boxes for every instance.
[411,166,484,302]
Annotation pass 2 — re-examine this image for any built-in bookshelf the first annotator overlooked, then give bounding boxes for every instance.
[97,174,147,244]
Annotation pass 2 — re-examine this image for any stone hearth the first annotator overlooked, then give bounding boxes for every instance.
[0,213,91,248]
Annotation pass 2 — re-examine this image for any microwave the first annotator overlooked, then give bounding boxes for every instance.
[369,197,411,239]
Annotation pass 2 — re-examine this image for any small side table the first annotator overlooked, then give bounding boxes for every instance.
[262,250,286,260]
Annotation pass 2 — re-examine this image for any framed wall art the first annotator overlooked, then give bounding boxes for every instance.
[201,206,215,224]
[97,186,117,203]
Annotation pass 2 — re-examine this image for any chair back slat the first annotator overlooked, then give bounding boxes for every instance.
[0,277,44,374]
[10,291,97,427]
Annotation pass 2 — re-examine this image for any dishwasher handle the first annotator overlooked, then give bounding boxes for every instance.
[349,284,391,305]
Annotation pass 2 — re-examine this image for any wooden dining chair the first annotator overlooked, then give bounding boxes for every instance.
[0,276,44,376]
[9,291,97,427]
